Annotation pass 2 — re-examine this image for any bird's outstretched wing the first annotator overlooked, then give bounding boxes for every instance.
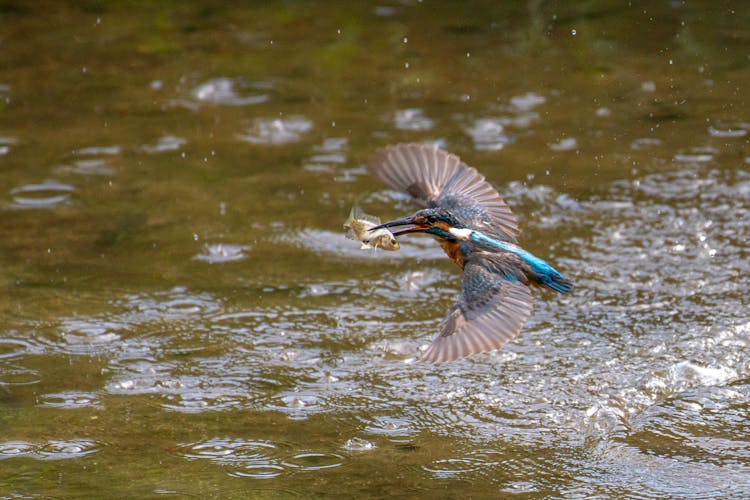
[368,143,519,243]
[420,253,534,363]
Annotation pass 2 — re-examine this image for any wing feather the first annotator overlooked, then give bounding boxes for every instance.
[368,143,519,242]
[420,254,534,363]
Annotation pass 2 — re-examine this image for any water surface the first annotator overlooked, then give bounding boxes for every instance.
[1,1,748,497]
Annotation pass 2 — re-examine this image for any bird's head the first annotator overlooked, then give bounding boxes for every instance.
[370,208,471,241]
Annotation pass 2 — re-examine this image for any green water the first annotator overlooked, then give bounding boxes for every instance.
[1,1,749,497]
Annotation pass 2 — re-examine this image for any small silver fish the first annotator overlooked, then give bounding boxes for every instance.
[343,206,400,251]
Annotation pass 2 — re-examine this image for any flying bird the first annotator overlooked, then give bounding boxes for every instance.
[368,143,572,363]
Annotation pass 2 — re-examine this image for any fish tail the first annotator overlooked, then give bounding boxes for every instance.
[343,206,356,228]
[344,206,360,241]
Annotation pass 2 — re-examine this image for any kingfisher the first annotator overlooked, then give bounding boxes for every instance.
[367,143,572,363]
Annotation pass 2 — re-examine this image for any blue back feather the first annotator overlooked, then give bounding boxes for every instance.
[468,231,572,293]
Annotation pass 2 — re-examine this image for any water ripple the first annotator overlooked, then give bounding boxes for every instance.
[238,116,313,145]
[9,180,75,209]
[548,137,578,151]
[61,158,115,176]
[182,437,285,478]
[510,92,546,111]
[0,337,36,360]
[0,136,18,155]
[304,137,348,173]
[673,147,716,163]
[191,77,271,106]
[75,145,122,156]
[56,319,124,356]
[265,392,325,420]
[465,118,512,151]
[0,439,99,460]
[394,108,434,131]
[282,452,344,471]
[180,438,344,478]
[37,391,103,409]
[626,383,750,466]
[423,457,484,477]
[140,135,187,154]
[121,286,222,320]
[707,125,747,138]
[0,361,41,386]
[361,415,415,440]
[2,139,745,496]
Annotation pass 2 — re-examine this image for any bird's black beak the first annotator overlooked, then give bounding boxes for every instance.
[369,215,429,236]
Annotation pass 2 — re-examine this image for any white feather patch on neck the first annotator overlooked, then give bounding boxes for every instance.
[448,227,472,240]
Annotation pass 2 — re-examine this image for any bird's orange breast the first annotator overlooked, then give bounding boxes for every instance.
[438,239,465,269]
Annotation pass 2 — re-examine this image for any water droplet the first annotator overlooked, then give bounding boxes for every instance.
[343,437,376,451]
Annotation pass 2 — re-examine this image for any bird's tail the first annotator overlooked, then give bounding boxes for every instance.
[545,273,573,294]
